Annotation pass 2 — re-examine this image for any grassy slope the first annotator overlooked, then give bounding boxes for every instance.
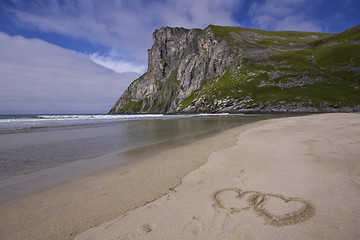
[180,25,360,111]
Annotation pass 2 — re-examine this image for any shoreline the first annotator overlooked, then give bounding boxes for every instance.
[75,113,360,240]
[0,118,265,240]
[0,114,270,203]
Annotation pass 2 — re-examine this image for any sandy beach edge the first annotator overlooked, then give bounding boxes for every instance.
[75,113,360,240]
[0,115,269,240]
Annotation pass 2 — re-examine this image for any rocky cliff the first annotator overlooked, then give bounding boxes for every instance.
[109,25,360,114]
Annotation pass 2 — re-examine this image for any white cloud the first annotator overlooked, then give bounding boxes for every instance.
[152,0,242,28]
[248,0,324,32]
[275,16,323,32]
[249,0,308,18]
[7,0,243,62]
[0,32,140,114]
[88,53,147,74]
[8,1,153,61]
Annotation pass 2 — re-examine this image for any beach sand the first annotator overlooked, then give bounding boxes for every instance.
[74,113,360,240]
[1,113,360,240]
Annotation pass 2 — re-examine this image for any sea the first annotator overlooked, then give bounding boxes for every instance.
[0,113,279,201]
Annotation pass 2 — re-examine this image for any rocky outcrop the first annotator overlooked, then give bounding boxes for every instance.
[109,25,360,114]
[110,26,239,113]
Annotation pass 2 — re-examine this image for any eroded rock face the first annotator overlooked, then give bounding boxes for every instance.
[109,25,360,114]
[109,26,239,114]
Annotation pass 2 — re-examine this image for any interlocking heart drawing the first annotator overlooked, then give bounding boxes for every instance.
[214,188,315,227]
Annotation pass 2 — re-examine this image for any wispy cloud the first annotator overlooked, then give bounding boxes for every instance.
[88,53,147,74]
[248,0,324,32]
[152,0,242,28]
[6,0,243,63]
[0,32,140,114]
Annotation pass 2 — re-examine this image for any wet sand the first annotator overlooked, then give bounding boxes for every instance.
[75,113,360,240]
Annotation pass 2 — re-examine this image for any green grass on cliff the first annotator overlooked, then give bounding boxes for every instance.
[181,63,360,109]
[209,25,331,40]
[180,45,360,109]
[270,51,317,72]
[121,100,143,112]
[209,25,333,47]
[315,44,360,67]
[312,25,360,47]
[178,25,360,111]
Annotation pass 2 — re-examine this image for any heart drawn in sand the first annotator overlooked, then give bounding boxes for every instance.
[262,194,307,216]
[214,189,264,213]
[214,188,315,227]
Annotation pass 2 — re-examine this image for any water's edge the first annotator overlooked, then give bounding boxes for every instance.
[0,114,301,203]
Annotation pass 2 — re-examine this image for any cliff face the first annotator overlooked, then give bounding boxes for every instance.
[110,25,360,114]
[110,26,238,113]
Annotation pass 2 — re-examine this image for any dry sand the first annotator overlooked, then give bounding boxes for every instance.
[74,113,360,240]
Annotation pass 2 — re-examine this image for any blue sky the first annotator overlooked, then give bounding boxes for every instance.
[0,0,359,113]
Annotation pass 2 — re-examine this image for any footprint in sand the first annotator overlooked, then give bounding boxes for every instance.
[137,223,156,236]
[182,216,203,236]
[166,189,177,201]
[214,188,315,227]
